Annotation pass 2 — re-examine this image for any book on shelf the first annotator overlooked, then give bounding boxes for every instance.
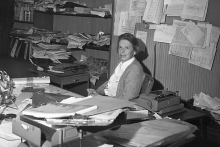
[14,1,34,22]
[22,102,98,118]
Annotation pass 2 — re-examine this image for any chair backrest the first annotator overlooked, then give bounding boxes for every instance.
[140,73,154,95]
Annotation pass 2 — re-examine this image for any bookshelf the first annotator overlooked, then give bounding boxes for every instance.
[14,0,34,23]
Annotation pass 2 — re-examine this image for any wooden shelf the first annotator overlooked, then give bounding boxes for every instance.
[14,20,33,24]
[34,10,111,19]
[50,39,110,51]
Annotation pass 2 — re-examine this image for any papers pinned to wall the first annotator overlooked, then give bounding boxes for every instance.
[181,0,209,21]
[135,31,148,45]
[142,0,164,24]
[189,26,220,70]
[128,0,146,16]
[164,0,209,21]
[164,0,184,17]
[153,24,176,43]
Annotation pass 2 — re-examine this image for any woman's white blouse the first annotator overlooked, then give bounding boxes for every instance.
[104,57,135,97]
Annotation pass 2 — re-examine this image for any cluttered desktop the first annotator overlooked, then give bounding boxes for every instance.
[0,71,206,147]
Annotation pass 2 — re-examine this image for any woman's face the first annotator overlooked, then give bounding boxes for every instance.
[118,39,136,62]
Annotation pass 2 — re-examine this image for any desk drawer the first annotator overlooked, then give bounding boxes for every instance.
[61,74,88,85]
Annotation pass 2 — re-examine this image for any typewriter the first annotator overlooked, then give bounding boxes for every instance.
[132,90,184,115]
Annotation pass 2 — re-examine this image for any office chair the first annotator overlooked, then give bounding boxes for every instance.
[140,73,154,95]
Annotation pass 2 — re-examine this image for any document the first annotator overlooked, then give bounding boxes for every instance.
[189,26,220,70]
[164,0,184,16]
[135,31,147,45]
[168,44,192,59]
[129,0,146,16]
[117,16,136,35]
[189,43,216,70]
[172,20,206,48]
[22,103,98,118]
[181,21,204,46]
[181,0,209,21]
[142,0,164,24]
[154,24,176,43]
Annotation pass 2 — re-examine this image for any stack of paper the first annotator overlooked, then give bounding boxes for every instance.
[32,45,71,60]
[193,92,220,111]
[66,34,91,49]
[193,92,220,123]
[22,102,98,118]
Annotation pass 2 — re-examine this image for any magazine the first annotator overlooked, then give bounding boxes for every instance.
[22,102,97,118]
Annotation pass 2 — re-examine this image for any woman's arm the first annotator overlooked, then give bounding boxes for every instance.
[96,81,108,95]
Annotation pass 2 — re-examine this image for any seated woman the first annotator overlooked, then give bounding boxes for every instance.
[88,33,145,100]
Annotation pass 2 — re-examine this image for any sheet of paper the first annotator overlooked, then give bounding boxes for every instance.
[135,31,147,45]
[197,23,212,47]
[115,0,130,12]
[181,0,208,21]
[172,20,193,47]
[129,0,146,16]
[168,44,192,59]
[164,0,184,16]
[154,24,176,43]
[189,26,220,70]
[189,43,216,70]
[181,21,204,46]
[142,0,164,24]
[117,17,136,36]
[172,20,206,48]
[60,96,92,104]
[210,26,220,44]
[0,122,20,141]
[22,103,98,118]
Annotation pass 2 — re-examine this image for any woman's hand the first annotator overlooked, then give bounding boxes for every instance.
[87,89,99,96]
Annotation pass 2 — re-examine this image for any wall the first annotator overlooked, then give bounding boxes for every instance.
[110,0,220,101]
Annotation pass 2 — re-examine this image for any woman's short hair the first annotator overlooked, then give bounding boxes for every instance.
[117,33,140,53]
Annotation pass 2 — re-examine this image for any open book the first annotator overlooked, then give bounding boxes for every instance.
[22,103,97,118]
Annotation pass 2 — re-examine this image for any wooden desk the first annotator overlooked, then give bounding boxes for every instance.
[165,108,209,147]
[11,85,135,147]
[37,70,90,89]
